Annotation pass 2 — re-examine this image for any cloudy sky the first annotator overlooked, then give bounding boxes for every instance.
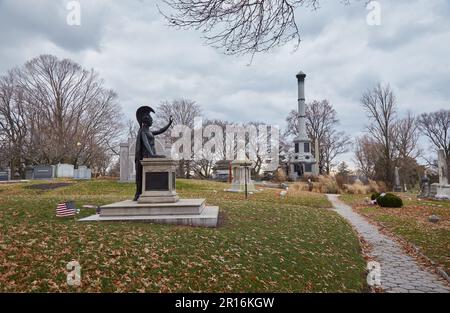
[0,0,449,166]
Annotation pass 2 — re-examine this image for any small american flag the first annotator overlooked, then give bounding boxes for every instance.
[56,202,76,218]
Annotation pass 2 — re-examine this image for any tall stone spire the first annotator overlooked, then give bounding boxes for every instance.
[289,71,317,180]
[296,71,309,141]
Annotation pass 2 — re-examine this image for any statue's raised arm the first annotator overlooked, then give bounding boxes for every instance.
[152,116,173,136]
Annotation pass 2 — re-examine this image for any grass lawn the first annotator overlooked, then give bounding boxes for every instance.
[340,193,450,274]
[0,179,367,292]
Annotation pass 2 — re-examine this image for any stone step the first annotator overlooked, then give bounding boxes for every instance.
[99,199,206,217]
[79,206,219,228]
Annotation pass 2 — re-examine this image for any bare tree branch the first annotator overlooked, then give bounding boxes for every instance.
[160,0,323,56]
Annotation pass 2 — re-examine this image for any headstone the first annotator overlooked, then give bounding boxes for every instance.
[74,166,92,180]
[212,160,231,182]
[393,167,402,192]
[25,167,34,179]
[428,215,440,223]
[226,159,257,193]
[56,163,74,178]
[418,173,430,198]
[33,165,54,179]
[0,168,10,181]
[435,149,450,199]
[430,183,438,198]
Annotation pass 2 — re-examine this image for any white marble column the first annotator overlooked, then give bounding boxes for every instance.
[120,142,129,182]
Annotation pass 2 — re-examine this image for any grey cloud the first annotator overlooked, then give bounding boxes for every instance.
[0,0,106,52]
[0,0,449,167]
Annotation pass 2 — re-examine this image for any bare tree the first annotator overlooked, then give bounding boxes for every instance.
[0,71,28,174]
[418,109,450,176]
[360,83,397,187]
[0,55,123,175]
[354,135,380,180]
[126,118,140,139]
[191,118,229,179]
[322,129,351,175]
[160,0,324,56]
[418,109,450,158]
[394,112,421,160]
[155,98,202,178]
[156,98,202,129]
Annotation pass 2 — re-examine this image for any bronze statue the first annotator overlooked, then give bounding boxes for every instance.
[134,106,173,201]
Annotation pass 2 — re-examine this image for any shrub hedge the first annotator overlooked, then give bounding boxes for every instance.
[376,193,403,208]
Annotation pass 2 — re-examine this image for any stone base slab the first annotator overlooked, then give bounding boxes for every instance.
[138,193,179,204]
[435,184,450,200]
[100,199,205,217]
[79,206,219,228]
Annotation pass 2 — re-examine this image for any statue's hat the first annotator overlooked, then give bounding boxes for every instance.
[136,106,155,126]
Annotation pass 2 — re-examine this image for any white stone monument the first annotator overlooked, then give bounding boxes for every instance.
[226,159,257,193]
[74,166,92,180]
[435,150,450,199]
[56,163,74,178]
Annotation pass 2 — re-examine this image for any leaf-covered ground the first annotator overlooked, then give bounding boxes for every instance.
[340,193,450,274]
[0,179,367,292]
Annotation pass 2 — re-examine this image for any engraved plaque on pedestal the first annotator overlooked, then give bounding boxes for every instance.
[145,172,169,191]
[138,158,179,204]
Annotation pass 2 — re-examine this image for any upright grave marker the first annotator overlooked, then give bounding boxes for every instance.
[435,149,450,199]
[0,168,10,181]
[33,165,54,179]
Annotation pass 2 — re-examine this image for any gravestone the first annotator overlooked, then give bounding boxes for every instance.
[74,166,92,180]
[0,168,10,181]
[226,159,257,193]
[33,165,54,179]
[212,160,231,182]
[25,166,34,179]
[418,173,430,198]
[435,149,450,199]
[393,167,402,192]
[56,163,74,178]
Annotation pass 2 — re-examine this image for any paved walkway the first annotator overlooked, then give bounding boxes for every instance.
[326,194,449,293]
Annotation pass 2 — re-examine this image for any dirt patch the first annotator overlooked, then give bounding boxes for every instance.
[24,183,73,190]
